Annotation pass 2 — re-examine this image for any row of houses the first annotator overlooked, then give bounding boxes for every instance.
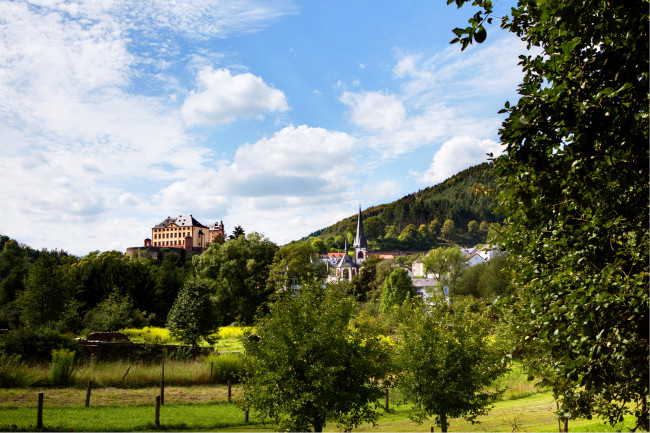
[321,208,498,303]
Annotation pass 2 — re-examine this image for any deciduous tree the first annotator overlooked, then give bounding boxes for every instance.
[243,282,389,432]
[448,0,649,427]
[166,279,219,346]
[380,268,416,313]
[396,299,508,432]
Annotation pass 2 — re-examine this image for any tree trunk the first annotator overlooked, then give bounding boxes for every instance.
[440,412,448,432]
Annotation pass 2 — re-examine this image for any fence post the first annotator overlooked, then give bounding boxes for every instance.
[160,357,165,406]
[37,392,44,430]
[155,395,160,427]
[228,380,232,403]
[245,407,249,424]
[385,387,389,411]
[210,361,213,382]
[85,380,92,407]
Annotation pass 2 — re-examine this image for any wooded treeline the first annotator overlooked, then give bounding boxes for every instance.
[306,162,501,250]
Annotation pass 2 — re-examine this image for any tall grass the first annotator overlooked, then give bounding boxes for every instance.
[490,363,548,400]
[49,349,76,386]
[204,353,244,384]
[74,358,213,387]
[0,354,35,387]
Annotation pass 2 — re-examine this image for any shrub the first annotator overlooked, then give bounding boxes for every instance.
[204,353,244,384]
[83,289,148,332]
[0,354,34,387]
[50,349,75,386]
[0,328,81,363]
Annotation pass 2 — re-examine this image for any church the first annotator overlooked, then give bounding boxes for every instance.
[335,206,368,281]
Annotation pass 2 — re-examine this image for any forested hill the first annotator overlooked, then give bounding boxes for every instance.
[306,163,502,250]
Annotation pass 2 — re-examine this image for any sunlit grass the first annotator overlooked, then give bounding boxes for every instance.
[0,390,635,432]
[118,326,248,351]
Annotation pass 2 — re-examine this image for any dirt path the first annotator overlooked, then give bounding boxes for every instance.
[0,385,243,407]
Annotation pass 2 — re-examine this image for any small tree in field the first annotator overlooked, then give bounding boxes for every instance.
[395,299,508,432]
[243,281,389,432]
[380,268,416,313]
[166,279,219,346]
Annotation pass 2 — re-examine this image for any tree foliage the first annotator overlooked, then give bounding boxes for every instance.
[166,279,219,346]
[449,0,649,428]
[267,241,326,290]
[380,268,416,313]
[243,282,388,432]
[396,299,508,432]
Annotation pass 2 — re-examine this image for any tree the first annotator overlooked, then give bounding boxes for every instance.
[242,282,389,432]
[440,219,456,241]
[422,246,466,292]
[334,234,345,249]
[467,220,479,236]
[83,288,148,332]
[449,0,648,428]
[267,241,326,290]
[428,219,441,237]
[380,268,416,313]
[311,238,327,254]
[363,216,384,240]
[194,232,278,325]
[229,225,245,239]
[166,279,219,346]
[16,253,72,328]
[398,223,419,244]
[395,300,508,432]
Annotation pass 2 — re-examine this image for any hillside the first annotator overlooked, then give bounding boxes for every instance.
[306,163,501,250]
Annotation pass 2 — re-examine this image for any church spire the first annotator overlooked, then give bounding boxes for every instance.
[353,205,368,249]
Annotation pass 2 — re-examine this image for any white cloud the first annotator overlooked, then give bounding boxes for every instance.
[119,0,298,39]
[362,180,402,203]
[340,91,406,132]
[160,125,356,206]
[182,67,289,125]
[419,136,503,185]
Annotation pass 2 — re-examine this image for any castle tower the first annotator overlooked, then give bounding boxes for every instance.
[353,206,368,264]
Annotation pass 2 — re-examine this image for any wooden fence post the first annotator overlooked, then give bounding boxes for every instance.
[85,380,92,407]
[155,395,160,427]
[228,380,232,403]
[122,365,131,381]
[245,407,249,424]
[160,357,165,406]
[37,392,44,430]
[210,361,213,382]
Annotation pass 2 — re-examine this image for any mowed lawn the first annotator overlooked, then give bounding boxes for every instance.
[0,386,635,432]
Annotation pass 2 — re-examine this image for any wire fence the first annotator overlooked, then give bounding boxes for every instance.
[0,381,260,431]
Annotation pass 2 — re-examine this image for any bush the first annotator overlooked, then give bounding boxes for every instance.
[50,349,75,386]
[0,354,34,387]
[83,289,148,332]
[0,328,81,363]
[204,353,244,384]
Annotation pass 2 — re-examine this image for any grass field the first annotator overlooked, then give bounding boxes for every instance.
[0,386,635,432]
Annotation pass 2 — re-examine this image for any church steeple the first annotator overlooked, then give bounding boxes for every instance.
[353,206,367,249]
[353,206,367,264]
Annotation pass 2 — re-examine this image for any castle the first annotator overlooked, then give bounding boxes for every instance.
[126,215,224,257]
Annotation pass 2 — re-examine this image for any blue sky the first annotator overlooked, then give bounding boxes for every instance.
[0,0,526,255]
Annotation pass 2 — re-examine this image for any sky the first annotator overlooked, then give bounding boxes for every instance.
[0,0,527,256]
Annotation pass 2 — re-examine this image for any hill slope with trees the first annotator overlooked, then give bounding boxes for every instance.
[306,162,501,250]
